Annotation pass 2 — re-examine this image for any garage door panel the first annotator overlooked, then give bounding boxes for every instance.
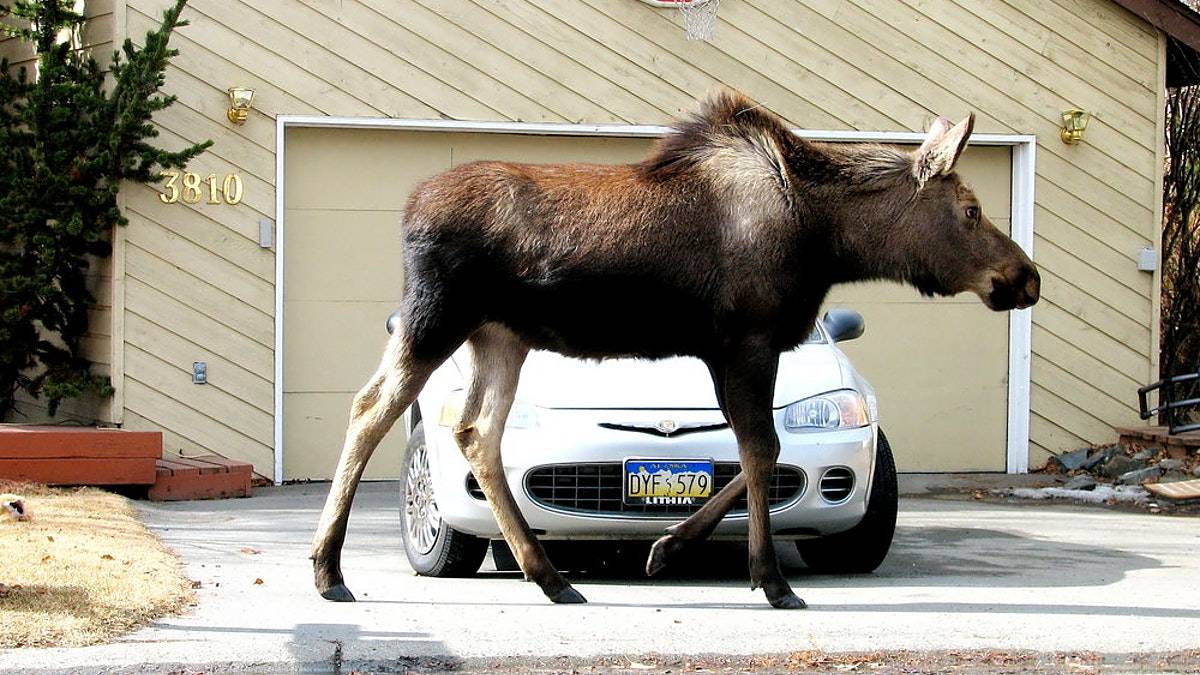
[285,129,453,211]
[954,146,1012,218]
[284,392,405,481]
[283,300,395,393]
[447,133,653,166]
[821,146,1014,472]
[284,209,404,302]
[829,302,1009,472]
[829,279,999,305]
[282,129,653,480]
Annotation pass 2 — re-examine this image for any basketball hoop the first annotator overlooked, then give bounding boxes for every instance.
[638,0,721,41]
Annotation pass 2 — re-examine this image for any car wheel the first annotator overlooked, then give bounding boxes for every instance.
[400,422,488,577]
[795,428,898,574]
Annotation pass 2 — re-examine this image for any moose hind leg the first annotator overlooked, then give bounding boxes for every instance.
[311,332,441,601]
[455,324,585,604]
[725,346,806,609]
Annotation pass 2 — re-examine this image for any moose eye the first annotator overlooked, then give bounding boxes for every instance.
[965,205,980,221]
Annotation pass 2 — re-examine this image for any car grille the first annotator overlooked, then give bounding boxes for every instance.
[818,467,855,503]
[463,462,805,517]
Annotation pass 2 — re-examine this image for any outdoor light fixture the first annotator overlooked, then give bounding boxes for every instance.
[1060,108,1090,145]
[226,87,255,125]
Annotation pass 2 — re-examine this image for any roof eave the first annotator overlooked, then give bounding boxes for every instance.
[1110,0,1200,87]
[1109,0,1200,52]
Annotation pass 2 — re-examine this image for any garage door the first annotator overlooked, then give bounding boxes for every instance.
[282,129,1010,479]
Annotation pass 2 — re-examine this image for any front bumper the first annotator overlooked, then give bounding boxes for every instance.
[426,408,876,540]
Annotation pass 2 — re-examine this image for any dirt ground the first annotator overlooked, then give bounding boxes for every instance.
[378,650,1200,674]
[0,481,193,648]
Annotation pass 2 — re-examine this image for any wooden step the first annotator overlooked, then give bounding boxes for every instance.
[0,425,161,485]
[1115,425,1200,460]
[149,454,253,501]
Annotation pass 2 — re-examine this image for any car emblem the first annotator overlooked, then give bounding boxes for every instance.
[655,419,680,435]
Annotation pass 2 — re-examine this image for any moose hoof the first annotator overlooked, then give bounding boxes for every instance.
[646,534,685,576]
[768,592,807,610]
[548,585,587,604]
[319,583,357,602]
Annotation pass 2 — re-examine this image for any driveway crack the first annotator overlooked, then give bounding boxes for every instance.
[329,638,344,675]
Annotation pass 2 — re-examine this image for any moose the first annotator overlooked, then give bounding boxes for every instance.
[311,88,1040,609]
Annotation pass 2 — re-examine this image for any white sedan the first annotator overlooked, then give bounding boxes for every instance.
[397,309,897,577]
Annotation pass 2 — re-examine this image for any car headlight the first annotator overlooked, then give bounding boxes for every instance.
[782,390,869,432]
[437,389,539,429]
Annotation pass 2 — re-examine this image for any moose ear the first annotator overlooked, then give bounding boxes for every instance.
[913,113,975,187]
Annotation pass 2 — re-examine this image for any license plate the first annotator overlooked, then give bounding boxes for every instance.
[623,459,714,505]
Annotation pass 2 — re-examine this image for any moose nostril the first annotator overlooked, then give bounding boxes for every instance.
[1024,266,1041,302]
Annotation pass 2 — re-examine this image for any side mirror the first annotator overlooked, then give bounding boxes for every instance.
[386,310,402,335]
[822,308,865,343]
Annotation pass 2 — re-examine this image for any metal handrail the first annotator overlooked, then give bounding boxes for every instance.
[1138,371,1200,434]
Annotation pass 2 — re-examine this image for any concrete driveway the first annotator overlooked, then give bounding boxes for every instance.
[3,482,1199,673]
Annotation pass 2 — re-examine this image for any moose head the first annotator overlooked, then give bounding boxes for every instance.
[893,115,1041,311]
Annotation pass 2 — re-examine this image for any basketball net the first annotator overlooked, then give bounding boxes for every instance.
[678,0,720,41]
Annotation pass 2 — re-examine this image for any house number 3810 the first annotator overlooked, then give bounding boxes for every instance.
[159,170,244,205]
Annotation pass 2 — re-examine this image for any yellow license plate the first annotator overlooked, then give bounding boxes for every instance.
[624,459,714,505]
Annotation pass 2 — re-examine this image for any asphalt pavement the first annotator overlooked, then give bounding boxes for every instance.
[3,482,1199,673]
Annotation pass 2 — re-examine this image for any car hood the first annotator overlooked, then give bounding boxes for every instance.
[511,347,848,410]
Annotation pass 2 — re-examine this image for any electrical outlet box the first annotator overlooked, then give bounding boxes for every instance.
[259,218,274,248]
[1137,246,1157,272]
[192,361,207,384]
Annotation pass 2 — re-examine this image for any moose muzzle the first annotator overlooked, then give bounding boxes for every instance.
[986,263,1041,311]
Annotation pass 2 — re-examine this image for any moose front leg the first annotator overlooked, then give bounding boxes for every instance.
[723,343,806,609]
[646,473,745,576]
[647,358,745,576]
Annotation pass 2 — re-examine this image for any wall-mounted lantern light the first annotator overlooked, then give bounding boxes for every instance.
[226,87,255,125]
[1060,108,1091,145]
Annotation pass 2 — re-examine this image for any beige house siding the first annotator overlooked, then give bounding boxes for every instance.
[107,0,1161,477]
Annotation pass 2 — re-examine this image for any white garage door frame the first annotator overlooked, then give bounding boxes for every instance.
[273,115,1037,484]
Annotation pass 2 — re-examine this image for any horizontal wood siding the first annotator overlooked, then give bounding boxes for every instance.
[116,0,1162,477]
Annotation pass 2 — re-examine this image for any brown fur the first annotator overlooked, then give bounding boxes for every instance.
[311,88,1040,609]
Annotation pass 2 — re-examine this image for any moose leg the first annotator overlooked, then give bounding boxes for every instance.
[454,324,585,604]
[647,359,746,575]
[646,474,745,576]
[312,331,443,601]
[724,344,805,609]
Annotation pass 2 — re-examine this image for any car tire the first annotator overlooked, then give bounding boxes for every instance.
[400,422,488,577]
[795,428,898,574]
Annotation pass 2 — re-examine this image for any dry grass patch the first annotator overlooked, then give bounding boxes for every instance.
[0,481,193,648]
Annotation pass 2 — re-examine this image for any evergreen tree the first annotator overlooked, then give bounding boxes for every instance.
[0,0,209,417]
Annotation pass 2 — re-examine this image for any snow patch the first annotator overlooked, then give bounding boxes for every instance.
[995,485,1150,504]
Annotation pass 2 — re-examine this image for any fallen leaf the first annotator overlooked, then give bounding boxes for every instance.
[41,554,51,563]
[46,535,54,542]
[190,580,202,589]
[253,578,264,585]
[239,547,261,555]
[100,554,114,560]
